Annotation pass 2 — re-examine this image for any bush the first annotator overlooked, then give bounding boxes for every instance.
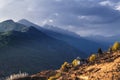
[48,76,56,80]
[72,59,80,67]
[112,42,120,51]
[60,62,69,72]
[89,54,96,62]
[48,73,61,80]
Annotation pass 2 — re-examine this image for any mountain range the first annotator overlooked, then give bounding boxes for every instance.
[0,19,109,77]
[0,20,83,77]
[18,19,107,55]
[85,35,120,45]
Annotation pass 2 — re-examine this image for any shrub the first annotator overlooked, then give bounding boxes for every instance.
[112,42,120,51]
[48,73,61,80]
[60,62,69,72]
[72,59,80,67]
[48,76,56,80]
[89,54,96,62]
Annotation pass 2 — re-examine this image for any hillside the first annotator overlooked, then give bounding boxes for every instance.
[0,20,84,77]
[14,50,120,80]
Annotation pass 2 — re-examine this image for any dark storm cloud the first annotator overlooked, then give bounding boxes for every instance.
[54,0,120,25]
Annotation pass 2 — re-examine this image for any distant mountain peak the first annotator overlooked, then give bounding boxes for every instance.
[18,19,30,23]
[18,19,81,38]
[18,19,41,28]
[0,19,29,32]
[43,24,81,38]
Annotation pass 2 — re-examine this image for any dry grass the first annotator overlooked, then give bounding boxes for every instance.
[5,72,28,80]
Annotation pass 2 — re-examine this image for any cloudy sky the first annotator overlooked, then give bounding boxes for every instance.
[0,0,120,36]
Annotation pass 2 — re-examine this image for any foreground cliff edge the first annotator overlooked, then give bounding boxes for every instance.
[6,49,120,80]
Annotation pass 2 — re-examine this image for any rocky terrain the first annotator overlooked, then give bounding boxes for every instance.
[13,50,120,80]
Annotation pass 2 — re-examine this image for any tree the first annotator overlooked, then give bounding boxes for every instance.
[97,48,103,54]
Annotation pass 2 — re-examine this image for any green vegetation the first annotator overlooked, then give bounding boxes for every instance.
[0,20,29,32]
[1,31,12,36]
[0,31,12,48]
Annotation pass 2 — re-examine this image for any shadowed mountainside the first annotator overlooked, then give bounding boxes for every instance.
[0,20,85,77]
[18,19,108,55]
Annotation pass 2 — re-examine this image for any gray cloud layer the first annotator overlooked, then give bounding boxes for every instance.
[0,0,120,36]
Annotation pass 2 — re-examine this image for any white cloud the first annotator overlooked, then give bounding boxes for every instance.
[78,16,89,20]
[0,0,14,9]
[49,19,54,23]
[27,7,34,12]
[42,20,48,25]
[99,1,113,6]
[42,19,54,25]
[99,1,120,11]
[115,5,120,11]
[54,13,59,16]
[114,2,120,11]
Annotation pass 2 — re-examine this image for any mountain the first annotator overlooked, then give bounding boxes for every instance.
[105,35,120,43]
[18,19,80,38]
[18,19,42,30]
[0,20,28,32]
[18,19,108,55]
[43,24,81,38]
[0,20,84,77]
[85,35,120,45]
[13,49,120,80]
[41,28,107,55]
